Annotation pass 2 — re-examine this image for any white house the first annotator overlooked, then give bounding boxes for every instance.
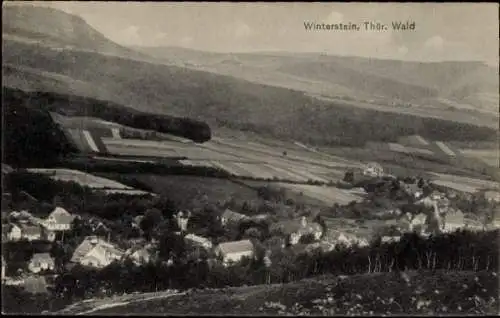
[4,224,22,241]
[71,236,124,269]
[2,256,6,280]
[42,207,75,231]
[442,209,465,233]
[184,233,213,250]
[28,253,55,273]
[220,209,249,227]
[214,239,254,266]
[270,216,323,245]
[363,162,384,178]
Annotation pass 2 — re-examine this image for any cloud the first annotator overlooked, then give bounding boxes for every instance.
[424,35,444,50]
[234,21,253,38]
[324,11,344,24]
[153,32,168,41]
[180,36,193,46]
[122,25,141,42]
[397,46,409,56]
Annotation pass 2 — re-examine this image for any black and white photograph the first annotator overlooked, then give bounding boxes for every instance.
[1,1,499,315]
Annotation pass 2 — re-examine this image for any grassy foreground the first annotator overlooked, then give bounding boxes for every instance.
[70,270,499,316]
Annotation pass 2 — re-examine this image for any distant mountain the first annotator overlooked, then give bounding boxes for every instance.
[2,5,497,148]
[2,5,149,61]
[133,46,499,115]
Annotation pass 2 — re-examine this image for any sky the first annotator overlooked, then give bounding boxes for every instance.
[5,2,499,65]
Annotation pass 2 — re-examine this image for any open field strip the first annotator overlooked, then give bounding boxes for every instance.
[90,156,156,163]
[233,163,277,179]
[209,161,253,176]
[105,144,180,157]
[212,138,360,170]
[178,160,214,168]
[429,172,500,190]
[27,168,132,189]
[276,183,365,205]
[262,164,309,182]
[430,180,483,194]
[271,163,330,183]
[460,149,499,167]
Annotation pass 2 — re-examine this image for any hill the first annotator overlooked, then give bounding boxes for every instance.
[133,46,500,119]
[2,5,497,148]
[2,4,149,61]
[60,271,499,315]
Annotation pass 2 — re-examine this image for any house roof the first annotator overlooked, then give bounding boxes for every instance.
[443,209,464,224]
[216,240,254,255]
[49,207,74,224]
[185,234,212,246]
[71,236,123,263]
[31,253,53,264]
[412,213,428,224]
[19,224,42,236]
[270,219,322,236]
[23,276,48,294]
[222,209,248,222]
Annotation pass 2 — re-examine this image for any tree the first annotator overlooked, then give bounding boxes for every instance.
[140,208,164,235]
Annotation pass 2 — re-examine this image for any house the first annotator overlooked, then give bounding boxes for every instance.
[71,236,124,269]
[402,182,423,199]
[41,226,56,242]
[2,256,5,280]
[3,224,22,241]
[184,233,213,250]
[442,208,465,233]
[19,224,43,241]
[329,232,369,248]
[363,162,384,177]
[23,275,48,294]
[125,244,154,266]
[381,236,401,243]
[220,209,249,227]
[270,216,323,245]
[484,191,500,203]
[174,210,191,232]
[42,207,75,231]
[214,239,254,266]
[28,253,55,273]
[410,213,428,233]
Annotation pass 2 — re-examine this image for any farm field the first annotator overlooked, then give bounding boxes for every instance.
[429,172,500,191]
[460,149,499,167]
[27,168,151,195]
[129,174,260,209]
[275,183,366,206]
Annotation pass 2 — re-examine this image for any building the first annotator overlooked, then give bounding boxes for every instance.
[270,216,323,245]
[410,213,428,233]
[19,224,42,241]
[184,233,213,250]
[381,236,401,243]
[442,208,465,233]
[3,224,22,241]
[2,256,5,280]
[174,210,191,232]
[363,162,384,178]
[42,207,75,231]
[329,231,369,248]
[484,191,500,203]
[28,253,55,273]
[23,275,48,294]
[214,239,254,266]
[125,244,154,266]
[220,209,249,227]
[71,236,124,269]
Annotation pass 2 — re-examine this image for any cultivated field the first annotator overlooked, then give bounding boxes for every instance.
[460,149,499,167]
[429,172,500,192]
[27,168,151,195]
[275,183,366,206]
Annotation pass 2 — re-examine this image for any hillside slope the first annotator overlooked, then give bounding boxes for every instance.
[60,271,499,316]
[135,46,499,115]
[2,6,497,147]
[2,5,148,61]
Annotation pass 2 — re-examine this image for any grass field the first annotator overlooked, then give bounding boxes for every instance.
[275,183,365,206]
[73,271,499,316]
[26,168,151,196]
[460,149,499,167]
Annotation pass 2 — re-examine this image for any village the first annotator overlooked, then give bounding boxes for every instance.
[2,161,499,296]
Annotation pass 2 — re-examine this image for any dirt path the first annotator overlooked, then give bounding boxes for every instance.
[64,291,187,315]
